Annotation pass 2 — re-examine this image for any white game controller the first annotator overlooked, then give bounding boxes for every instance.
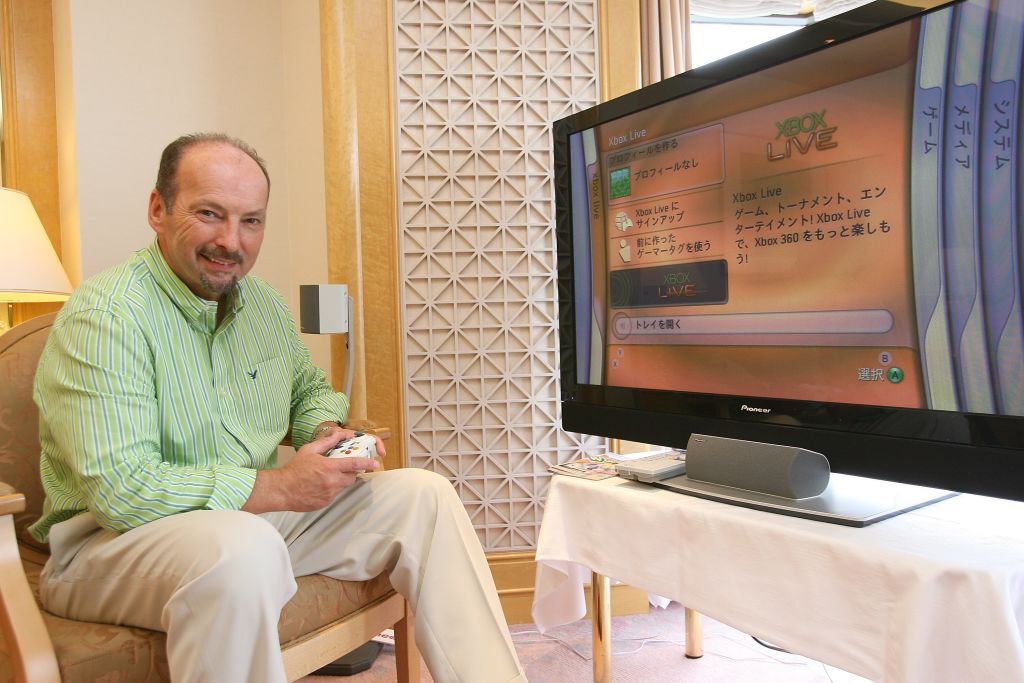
[326,433,378,460]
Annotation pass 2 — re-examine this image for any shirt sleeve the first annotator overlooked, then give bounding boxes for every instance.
[35,309,257,533]
[286,322,350,448]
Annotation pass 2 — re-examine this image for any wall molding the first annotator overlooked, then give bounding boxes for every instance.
[489,551,650,625]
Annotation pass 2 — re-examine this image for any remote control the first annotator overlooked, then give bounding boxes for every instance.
[327,433,378,460]
[615,453,687,483]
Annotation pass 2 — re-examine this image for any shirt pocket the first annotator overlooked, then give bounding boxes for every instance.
[232,355,292,435]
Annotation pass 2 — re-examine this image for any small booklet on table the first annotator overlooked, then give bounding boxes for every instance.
[549,449,683,481]
[548,454,620,480]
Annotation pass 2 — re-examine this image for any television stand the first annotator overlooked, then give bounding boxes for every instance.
[653,471,957,526]
[651,433,957,525]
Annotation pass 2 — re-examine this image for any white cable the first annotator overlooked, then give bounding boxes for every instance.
[511,630,674,660]
[511,630,810,666]
[343,294,354,398]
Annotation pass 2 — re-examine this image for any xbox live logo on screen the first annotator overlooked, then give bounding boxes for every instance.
[767,109,838,161]
[609,261,728,308]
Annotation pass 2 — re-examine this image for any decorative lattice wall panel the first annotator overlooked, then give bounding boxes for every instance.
[396,0,608,551]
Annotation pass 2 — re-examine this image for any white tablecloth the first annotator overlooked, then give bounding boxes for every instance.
[532,475,1024,683]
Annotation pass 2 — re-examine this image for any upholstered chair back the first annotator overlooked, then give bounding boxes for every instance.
[0,312,57,555]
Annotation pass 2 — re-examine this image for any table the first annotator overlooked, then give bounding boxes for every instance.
[532,475,1024,682]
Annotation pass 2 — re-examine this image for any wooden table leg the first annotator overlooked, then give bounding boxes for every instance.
[684,607,704,658]
[591,571,612,683]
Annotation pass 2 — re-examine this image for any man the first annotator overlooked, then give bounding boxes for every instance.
[29,133,526,683]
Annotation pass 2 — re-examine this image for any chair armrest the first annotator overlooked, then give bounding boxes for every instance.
[280,421,392,448]
[342,420,391,441]
[0,481,60,682]
[0,482,26,516]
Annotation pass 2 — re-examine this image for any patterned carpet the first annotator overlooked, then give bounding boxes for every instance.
[299,602,869,682]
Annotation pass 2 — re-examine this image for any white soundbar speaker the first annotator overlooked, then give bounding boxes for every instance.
[299,284,349,334]
[685,433,830,499]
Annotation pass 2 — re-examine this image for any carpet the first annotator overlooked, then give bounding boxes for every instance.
[299,602,868,682]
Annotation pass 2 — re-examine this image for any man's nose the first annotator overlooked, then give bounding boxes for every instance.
[215,219,242,253]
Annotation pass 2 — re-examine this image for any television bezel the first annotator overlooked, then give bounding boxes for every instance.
[554,0,1024,501]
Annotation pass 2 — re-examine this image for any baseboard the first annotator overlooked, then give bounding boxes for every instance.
[487,551,649,625]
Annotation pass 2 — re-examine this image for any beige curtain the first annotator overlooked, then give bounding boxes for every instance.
[640,0,692,86]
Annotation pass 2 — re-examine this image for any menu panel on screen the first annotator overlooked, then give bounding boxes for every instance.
[569,0,1023,417]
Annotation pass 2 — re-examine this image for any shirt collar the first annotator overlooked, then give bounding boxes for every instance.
[139,240,245,334]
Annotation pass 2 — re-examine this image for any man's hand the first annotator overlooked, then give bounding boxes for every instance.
[314,423,387,459]
[241,427,384,514]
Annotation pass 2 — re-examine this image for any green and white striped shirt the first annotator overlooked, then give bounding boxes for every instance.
[29,240,348,541]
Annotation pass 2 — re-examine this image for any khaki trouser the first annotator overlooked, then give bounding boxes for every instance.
[40,468,526,683]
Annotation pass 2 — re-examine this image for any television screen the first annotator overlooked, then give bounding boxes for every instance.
[555,0,1024,501]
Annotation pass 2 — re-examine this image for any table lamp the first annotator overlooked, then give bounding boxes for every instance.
[0,187,74,332]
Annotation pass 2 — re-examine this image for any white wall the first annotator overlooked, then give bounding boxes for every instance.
[52,0,332,370]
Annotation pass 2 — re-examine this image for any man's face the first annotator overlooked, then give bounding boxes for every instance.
[148,142,268,301]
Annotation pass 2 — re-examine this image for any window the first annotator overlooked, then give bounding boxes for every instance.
[690,15,807,68]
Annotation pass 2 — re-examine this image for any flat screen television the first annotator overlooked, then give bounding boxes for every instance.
[554,0,1024,511]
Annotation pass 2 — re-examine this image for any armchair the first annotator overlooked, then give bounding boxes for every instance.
[0,313,419,682]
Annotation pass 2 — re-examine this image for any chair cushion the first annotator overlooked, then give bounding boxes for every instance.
[0,557,395,683]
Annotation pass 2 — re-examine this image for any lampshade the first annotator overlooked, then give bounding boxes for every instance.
[0,187,73,303]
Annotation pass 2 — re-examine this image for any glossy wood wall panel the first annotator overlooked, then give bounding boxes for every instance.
[320,0,406,469]
[1,0,63,326]
[600,0,642,101]
[1,0,59,245]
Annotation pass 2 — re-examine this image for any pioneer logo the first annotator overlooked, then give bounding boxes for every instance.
[740,404,772,414]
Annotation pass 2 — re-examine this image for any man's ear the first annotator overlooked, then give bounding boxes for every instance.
[148,190,166,234]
